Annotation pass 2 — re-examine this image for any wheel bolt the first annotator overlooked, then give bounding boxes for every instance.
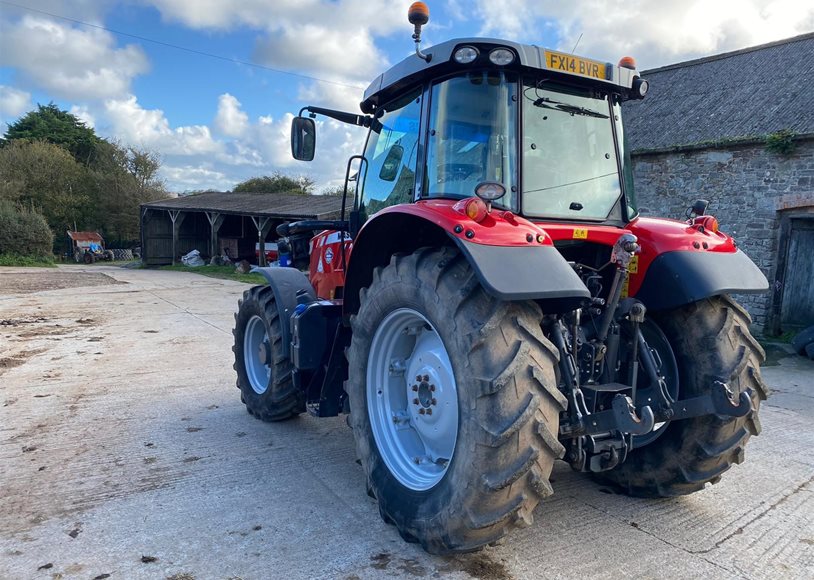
[429,384,435,392]
[411,385,418,391]
[431,398,437,406]
[415,375,421,382]
[422,375,429,382]
[419,408,425,415]
[413,398,419,405]
[414,457,420,464]
[426,408,433,415]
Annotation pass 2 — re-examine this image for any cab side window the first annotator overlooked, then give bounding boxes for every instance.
[359,90,422,220]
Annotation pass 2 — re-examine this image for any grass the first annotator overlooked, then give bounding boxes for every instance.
[158,263,267,285]
[0,253,56,267]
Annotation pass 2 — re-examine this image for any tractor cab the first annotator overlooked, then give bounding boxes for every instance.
[291,27,648,237]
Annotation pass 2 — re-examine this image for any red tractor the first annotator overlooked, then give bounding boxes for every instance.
[232,3,768,554]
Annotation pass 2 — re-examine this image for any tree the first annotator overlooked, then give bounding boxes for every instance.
[0,140,91,233]
[91,141,168,243]
[233,172,315,195]
[321,185,346,196]
[1,104,169,246]
[0,199,53,258]
[2,103,101,165]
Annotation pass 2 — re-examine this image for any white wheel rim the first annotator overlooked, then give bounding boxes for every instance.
[367,308,458,491]
[244,315,270,395]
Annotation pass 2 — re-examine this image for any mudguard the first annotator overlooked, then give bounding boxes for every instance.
[452,238,590,301]
[343,203,591,316]
[634,249,768,311]
[251,267,317,357]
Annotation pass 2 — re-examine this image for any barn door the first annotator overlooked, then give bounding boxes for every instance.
[780,217,814,328]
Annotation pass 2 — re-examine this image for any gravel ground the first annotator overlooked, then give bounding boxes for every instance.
[0,265,812,580]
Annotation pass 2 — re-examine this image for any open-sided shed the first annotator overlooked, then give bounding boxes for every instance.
[140,191,346,266]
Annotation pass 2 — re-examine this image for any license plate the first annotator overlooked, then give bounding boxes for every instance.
[545,51,607,80]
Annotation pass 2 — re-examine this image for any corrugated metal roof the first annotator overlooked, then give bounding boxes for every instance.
[622,33,814,153]
[141,191,349,219]
[67,231,104,242]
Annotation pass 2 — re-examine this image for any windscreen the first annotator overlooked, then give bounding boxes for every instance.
[425,72,517,208]
[522,82,622,220]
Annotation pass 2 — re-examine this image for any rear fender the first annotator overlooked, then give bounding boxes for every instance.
[343,202,590,316]
[627,217,768,310]
[634,249,768,311]
[251,267,316,358]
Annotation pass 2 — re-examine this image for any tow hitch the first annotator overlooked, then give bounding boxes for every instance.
[661,381,753,421]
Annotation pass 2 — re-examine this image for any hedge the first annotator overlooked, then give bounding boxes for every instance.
[0,199,54,258]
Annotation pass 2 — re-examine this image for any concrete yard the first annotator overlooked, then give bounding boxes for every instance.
[1,265,812,580]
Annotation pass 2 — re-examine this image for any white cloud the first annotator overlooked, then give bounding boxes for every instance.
[69,104,96,129]
[253,25,386,83]
[470,0,814,68]
[0,16,149,101]
[0,1,114,23]
[0,85,32,121]
[297,81,366,114]
[147,0,406,82]
[161,164,231,190]
[147,0,406,35]
[214,93,249,138]
[97,93,366,192]
[104,95,221,156]
[475,1,536,39]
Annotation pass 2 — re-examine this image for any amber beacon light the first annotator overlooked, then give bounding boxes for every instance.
[408,2,432,62]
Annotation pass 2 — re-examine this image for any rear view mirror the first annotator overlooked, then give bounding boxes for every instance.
[291,116,316,161]
[378,144,404,182]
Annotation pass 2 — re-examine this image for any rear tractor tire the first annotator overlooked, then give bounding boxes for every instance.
[599,295,769,497]
[346,247,566,554]
[232,285,304,422]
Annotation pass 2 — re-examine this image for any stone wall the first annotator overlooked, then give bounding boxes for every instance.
[631,138,814,335]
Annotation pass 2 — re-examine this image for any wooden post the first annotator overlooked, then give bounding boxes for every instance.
[168,210,187,265]
[205,211,225,261]
[250,216,273,267]
[140,207,149,265]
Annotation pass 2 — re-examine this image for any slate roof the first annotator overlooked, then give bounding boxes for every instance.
[622,32,814,153]
[141,191,348,220]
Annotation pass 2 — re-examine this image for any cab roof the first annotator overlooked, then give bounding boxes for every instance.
[361,38,641,113]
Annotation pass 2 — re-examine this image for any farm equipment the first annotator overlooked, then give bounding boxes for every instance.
[67,231,114,264]
[232,3,769,554]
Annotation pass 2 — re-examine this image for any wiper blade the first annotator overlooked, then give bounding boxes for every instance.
[533,97,609,119]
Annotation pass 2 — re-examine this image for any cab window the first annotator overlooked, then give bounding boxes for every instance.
[424,72,518,209]
[359,90,422,220]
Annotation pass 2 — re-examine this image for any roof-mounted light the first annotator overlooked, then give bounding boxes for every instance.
[453,46,479,64]
[632,76,649,98]
[618,56,637,70]
[488,48,515,66]
[407,2,431,62]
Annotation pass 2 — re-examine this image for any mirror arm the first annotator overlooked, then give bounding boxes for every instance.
[299,106,372,127]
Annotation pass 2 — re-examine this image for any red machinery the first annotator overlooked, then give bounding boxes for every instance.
[231,3,768,554]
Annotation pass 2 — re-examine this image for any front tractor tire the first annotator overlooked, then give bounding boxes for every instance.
[233,285,304,422]
[346,247,566,554]
[600,295,769,497]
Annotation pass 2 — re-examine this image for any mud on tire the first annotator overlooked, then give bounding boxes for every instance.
[233,285,304,422]
[598,295,769,497]
[346,247,566,554]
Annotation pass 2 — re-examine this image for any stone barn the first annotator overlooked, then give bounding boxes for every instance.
[623,32,814,336]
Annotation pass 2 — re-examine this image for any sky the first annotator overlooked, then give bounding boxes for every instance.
[1,0,813,194]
